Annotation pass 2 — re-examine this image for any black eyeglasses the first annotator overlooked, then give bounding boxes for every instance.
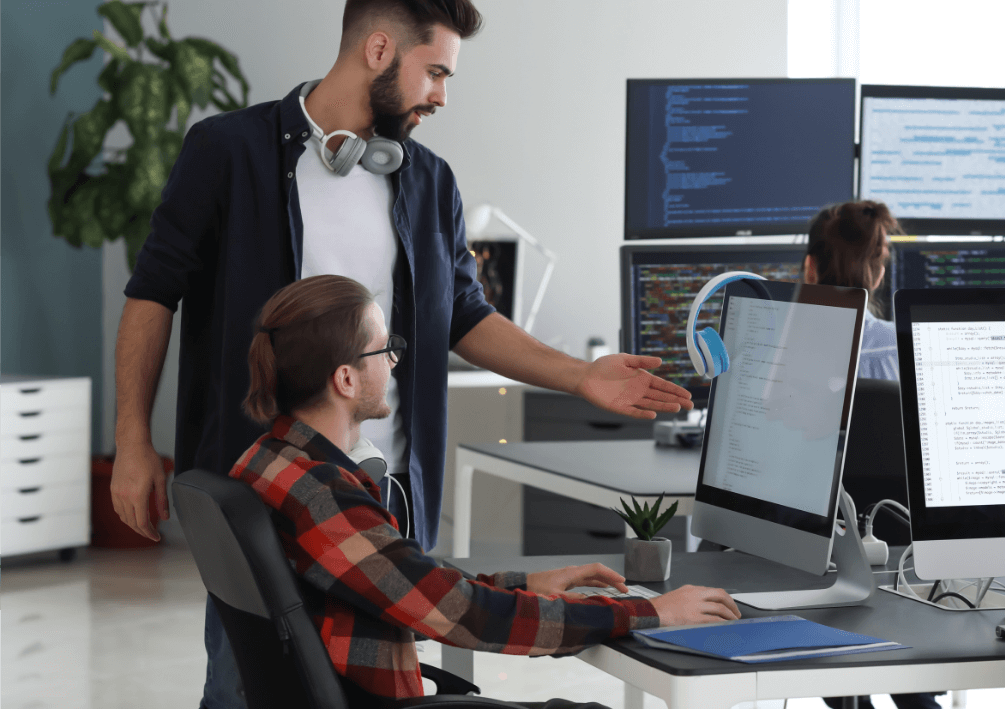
[359,334,407,364]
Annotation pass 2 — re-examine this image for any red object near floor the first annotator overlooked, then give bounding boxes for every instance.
[90,455,173,548]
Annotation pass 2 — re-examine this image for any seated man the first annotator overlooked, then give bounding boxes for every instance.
[231,274,740,708]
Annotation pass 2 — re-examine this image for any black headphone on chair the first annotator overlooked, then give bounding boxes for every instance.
[299,83,403,176]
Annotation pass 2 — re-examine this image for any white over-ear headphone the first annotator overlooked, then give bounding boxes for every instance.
[299,86,403,177]
[686,271,766,379]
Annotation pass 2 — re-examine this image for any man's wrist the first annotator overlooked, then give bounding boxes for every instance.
[115,422,154,449]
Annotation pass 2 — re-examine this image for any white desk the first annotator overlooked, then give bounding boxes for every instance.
[444,552,1005,709]
[452,439,702,558]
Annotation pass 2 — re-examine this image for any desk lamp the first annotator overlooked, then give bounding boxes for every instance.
[466,204,557,337]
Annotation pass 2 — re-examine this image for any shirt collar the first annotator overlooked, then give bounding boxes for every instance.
[271,414,357,470]
[279,82,314,146]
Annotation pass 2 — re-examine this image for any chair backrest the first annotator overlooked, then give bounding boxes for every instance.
[172,469,349,709]
[843,378,911,545]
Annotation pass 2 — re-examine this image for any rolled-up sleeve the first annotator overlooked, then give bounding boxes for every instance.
[447,181,495,349]
[124,123,228,311]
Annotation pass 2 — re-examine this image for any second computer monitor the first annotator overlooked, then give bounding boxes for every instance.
[621,243,805,404]
[625,78,855,239]
[859,84,1005,236]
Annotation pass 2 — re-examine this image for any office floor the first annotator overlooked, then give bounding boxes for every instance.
[2,527,1002,709]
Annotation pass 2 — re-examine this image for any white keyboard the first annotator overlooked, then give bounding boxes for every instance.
[583,584,661,600]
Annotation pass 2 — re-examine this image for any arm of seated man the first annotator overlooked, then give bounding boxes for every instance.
[288,464,738,651]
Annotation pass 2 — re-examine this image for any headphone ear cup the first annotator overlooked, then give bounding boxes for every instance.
[361,138,403,174]
[697,327,730,378]
[328,134,367,176]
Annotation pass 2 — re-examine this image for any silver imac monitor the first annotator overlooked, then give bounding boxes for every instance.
[894,287,1005,580]
[691,279,871,609]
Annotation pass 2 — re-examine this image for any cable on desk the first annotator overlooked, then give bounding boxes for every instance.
[931,591,977,609]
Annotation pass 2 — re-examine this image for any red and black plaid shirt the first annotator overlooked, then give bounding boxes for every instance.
[230,416,659,699]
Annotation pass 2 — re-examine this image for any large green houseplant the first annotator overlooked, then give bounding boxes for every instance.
[47,1,250,268]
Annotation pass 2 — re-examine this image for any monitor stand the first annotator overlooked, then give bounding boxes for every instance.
[732,488,876,610]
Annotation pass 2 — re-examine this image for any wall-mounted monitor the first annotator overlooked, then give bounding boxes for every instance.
[859,85,1005,236]
[620,242,806,405]
[625,78,856,239]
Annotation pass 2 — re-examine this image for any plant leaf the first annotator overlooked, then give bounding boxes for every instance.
[92,29,132,63]
[631,497,644,518]
[184,37,249,106]
[50,38,98,94]
[144,36,175,63]
[124,139,167,213]
[97,58,121,93]
[68,99,118,173]
[157,3,171,39]
[48,118,73,175]
[651,492,665,519]
[97,1,145,47]
[173,41,214,108]
[116,63,172,139]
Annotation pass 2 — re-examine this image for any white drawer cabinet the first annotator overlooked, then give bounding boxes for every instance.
[0,376,91,558]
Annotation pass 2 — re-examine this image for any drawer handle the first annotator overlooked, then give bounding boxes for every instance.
[18,457,42,465]
[18,516,42,524]
[587,530,623,539]
[18,434,41,441]
[587,422,624,430]
[18,387,42,394]
[18,410,42,417]
[18,487,42,494]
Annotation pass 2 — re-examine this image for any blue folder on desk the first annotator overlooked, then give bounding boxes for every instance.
[632,615,909,663]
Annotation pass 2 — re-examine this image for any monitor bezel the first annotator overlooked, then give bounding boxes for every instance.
[858,84,1005,236]
[693,279,867,542]
[619,242,809,405]
[893,287,1005,543]
[624,77,857,240]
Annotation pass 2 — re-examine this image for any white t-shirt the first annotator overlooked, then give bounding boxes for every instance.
[297,83,406,475]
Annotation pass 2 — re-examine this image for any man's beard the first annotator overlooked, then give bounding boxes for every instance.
[354,374,391,423]
[369,55,435,142]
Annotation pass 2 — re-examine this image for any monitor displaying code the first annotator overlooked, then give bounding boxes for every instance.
[891,243,1005,290]
[909,318,1005,508]
[859,85,1005,235]
[622,246,804,399]
[625,79,855,238]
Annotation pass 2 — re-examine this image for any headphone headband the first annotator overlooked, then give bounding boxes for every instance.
[686,271,766,378]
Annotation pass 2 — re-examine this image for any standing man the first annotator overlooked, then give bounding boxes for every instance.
[111,1,692,707]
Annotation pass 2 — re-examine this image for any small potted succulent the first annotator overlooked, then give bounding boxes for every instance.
[613,494,679,582]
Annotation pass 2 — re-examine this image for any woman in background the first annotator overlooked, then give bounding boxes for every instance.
[803,199,900,381]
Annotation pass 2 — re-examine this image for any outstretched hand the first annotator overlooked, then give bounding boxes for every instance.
[576,354,693,420]
[526,563,630,598]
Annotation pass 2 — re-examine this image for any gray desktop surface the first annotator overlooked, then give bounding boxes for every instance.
[459,440,700,496]
[444,550,1005,677]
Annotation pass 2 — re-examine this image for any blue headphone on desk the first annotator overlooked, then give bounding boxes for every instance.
[686,271,767,379]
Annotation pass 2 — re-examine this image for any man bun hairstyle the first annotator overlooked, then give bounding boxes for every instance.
[341,0,483,55]
[244,275,375,426]
[805,200,902,314]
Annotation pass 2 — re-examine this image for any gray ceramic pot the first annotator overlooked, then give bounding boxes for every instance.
[624,536,672,582]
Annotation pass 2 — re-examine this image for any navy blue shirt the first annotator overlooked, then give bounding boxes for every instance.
[125,83,494,549]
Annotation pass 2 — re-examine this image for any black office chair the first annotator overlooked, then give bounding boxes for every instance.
[842,378,911,546]
[172,469,522,709]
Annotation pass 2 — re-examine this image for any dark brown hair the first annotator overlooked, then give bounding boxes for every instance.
[805,200,902,315]
[244,275,375,426]
[340,0,483,54]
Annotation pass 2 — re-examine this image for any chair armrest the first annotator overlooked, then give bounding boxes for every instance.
[419,663,481,696]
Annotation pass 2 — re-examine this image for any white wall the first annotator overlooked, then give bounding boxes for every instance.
[103,0,788,455]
